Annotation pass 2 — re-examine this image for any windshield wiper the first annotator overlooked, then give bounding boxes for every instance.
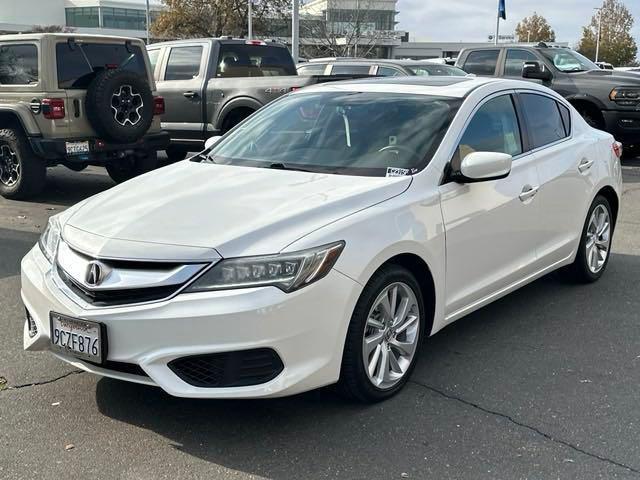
[266,162,315,172]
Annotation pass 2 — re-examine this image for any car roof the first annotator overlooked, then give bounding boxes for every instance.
[302,58,460,67]
[295,76,555,99]
[150,37,288,48]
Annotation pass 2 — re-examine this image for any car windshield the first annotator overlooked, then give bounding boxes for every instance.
[204,92,461,177]
[405,64,467,76]
[539,49,599,73]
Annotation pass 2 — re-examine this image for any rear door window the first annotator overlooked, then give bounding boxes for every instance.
[558,103,571,136]
[0,44,38,85]
[331,65,372,75]
[164,46,203,81]
[462,50,500,76]
[377,66,403,77]
[56,42,146,89]
[520,93,568,148]
[216,44,296,78]
[504,49,539,76]
[147,48,161,77]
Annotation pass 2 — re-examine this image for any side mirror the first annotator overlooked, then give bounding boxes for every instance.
[204,136,222,150]
[454,151,512,183]
[522,61,552,81]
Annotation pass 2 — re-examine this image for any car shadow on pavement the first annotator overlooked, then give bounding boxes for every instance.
[29,167,115,207]
[0,227,39,280]
[94,253,640,478]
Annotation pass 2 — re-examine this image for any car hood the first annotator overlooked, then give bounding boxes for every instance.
[64,161,411,259]
[573,69,640,83]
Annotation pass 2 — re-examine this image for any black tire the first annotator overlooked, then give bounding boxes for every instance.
[105,152,158,184]
[564,195,614,283]
[574,103,605,130]
[0,128,46,200]
[86,69,154,144]
[221,109,254,134]
[165,145,189,163]
[338,264,426,403]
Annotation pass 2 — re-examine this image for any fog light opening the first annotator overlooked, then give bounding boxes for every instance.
[26,309,37,338]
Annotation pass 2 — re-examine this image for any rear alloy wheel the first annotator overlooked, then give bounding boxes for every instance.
[565,195,613,282]
[339,265,425,402]
[0,128,46,200]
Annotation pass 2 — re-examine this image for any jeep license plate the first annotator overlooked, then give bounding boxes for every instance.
[66,141,90,156]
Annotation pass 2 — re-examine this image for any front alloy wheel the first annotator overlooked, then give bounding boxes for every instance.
[0,143,20,187]
[339,265,425,402]
[363,282,420,389]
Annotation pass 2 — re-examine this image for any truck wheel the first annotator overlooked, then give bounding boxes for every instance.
[105,152,158,184]
[574,103,604,130]
[86,69,154,144]
[221,108,254,134]
[0,128,46,200]
[165,145,189,163]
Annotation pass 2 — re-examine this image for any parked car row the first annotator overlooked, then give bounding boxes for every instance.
[1,34,637,201]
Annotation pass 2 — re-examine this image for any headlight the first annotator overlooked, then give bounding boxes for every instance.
[186,241,345,293]
[38,216,61,263]
[609,87,640,105]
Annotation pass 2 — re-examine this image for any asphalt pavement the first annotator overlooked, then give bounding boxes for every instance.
[1,159,640,480]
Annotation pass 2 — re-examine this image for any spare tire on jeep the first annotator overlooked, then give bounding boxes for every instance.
[86,69,154,144]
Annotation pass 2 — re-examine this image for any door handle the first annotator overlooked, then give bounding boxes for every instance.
[578,158,594,173]
[519,185,539,202]
[183,91,198,99]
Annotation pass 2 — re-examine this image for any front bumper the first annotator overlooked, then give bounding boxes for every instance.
[602,109,640,145]
[29,131,171,163]
[21,245,362,398]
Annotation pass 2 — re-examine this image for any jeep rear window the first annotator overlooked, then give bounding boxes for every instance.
[0,44,38,85]
[216,44,296,78]
[56,42,147,89]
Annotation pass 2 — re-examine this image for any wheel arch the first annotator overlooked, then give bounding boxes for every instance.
[215,97,262,131]
[0,108,38,136]
[596,185,619,228]
[566,96,606,128]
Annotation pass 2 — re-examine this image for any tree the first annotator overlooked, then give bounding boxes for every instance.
[577,0,637,66]
[515,12,556,43]
[151,0,290,39]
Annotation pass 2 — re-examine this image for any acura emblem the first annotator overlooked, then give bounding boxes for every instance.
[86,261,106,286]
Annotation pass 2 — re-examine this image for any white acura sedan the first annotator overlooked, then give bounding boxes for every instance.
[22,77,622,402]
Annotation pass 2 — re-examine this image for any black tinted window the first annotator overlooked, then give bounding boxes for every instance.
[217,44,296,78]
[165,46,202,81]
[297,64,327,75]
[56,42,146,89]
[331,65,372,75]
[504,49,539,76]
[463,50,499,76]
[520,93,567,148]
[456,95,522,162]
[558,103,571,136]
[0,44,38,85]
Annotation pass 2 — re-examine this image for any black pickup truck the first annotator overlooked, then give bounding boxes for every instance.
[148,37,364,161]
[456,43,640,148]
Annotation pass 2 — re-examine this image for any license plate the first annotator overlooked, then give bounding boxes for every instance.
[50,312,105,363]
[65,141,90,156]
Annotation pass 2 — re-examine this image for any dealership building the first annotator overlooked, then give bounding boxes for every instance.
[1,0,163,39]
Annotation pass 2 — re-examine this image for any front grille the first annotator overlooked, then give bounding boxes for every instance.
[85,359,149,378]
[57,266,181,307]
[168,349,284,388]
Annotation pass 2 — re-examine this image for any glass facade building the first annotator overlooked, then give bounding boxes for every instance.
[65,4,160,32]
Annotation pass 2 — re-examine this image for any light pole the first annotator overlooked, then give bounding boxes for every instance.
[145,0,150,44]
[594,7,602,63]
[292,0,300,63]
[248,0,253,40]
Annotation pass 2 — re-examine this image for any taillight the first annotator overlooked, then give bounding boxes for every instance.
[42,98,65,120]
[153,96,165,116]
[245,40,267,46]
[613,141,622,158]
[290,86,301,92]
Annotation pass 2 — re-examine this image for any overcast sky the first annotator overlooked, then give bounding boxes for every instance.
[396,0,640,47]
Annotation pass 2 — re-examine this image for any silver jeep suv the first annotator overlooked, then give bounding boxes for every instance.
[0,33,169,199]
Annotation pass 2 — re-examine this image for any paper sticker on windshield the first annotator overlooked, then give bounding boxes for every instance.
[386,167,410,177]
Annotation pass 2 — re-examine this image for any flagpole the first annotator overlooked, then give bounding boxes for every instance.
[495,0,500,45]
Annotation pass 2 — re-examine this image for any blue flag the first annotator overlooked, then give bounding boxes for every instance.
[499,0,506,20]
